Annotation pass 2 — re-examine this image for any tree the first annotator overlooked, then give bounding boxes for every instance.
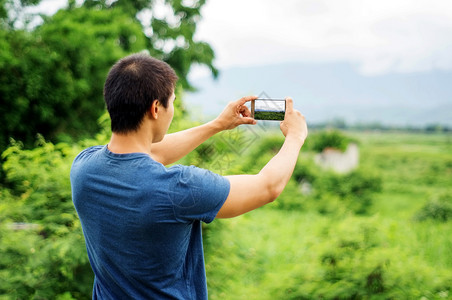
[0,0,217,150]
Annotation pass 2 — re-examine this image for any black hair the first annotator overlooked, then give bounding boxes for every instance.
[104,53,178,133]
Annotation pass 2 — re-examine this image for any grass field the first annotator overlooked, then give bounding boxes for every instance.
[205,131,452,299]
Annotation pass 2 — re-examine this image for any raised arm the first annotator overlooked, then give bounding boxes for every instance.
[151,96,257,165]
[216,98,308,218]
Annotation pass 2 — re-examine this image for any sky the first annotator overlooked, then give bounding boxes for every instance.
[32,0,452,78]
[29,0,452,125]
[191,0,452,78]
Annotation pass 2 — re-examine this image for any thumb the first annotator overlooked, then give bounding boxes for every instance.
[285,97,294,113]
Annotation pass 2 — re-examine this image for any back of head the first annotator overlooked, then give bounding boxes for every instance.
[104,53,178,133]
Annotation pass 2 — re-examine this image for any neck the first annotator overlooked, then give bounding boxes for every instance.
[108,126,155,155]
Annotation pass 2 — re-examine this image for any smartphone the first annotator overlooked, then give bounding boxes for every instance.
[251,98,286,121]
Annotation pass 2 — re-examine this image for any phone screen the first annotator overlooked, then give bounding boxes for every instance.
[251,99,286,121]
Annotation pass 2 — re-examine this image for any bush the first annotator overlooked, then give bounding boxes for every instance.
[317,169,382,214]
[0,138,93,299]
[291,165,382,215]
[265,217,452,300]
[206,211,452,300]
[414,193,452,222]
[308,129,352,153]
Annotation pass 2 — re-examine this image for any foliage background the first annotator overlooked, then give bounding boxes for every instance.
[1,0,451,299]
[0,0,216,150]
[204,131,452,299]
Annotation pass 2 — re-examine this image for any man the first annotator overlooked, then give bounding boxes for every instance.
[70,53,308,299]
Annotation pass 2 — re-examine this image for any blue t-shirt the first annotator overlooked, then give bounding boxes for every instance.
[70,145,230,299]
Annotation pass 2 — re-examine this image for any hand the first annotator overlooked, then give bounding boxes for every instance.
[214,95,258,130]
[279,97,308,142]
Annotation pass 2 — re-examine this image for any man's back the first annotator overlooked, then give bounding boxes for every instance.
[70,145,229,299]
[70,53,307,299]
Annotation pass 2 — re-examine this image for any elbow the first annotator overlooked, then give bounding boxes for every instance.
[258,173,284,203]
[267,183,284,203]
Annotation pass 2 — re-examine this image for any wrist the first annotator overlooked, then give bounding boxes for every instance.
[207,119,225,134]
[285,132,305,146]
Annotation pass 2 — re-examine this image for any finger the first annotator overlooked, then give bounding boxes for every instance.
[239,105,252,117]
[285,97,294,113]
[237,95,258,106]
[241,117,257,125]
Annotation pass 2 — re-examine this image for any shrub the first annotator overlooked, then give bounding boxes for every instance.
[265,217,452,300]
[414,193,452,222]
[302,169,382,215]
[0,139,93,299]
[278,155,382,215]
[308,129,352,153]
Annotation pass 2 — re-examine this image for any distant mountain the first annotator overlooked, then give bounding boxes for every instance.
[185,62,452,126]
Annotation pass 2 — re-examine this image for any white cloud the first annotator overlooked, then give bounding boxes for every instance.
[23,0,452,77]
[193,0,452,76]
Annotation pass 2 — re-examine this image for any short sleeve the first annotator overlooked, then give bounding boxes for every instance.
[168,165,230,223]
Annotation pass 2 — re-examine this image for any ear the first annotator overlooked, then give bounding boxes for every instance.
[149,100,160,119]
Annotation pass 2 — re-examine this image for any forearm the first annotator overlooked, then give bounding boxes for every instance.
[258,135,304,199]
[218,135,304,218]
[151,121,222,165]
[151,95,256,165]
[216,97,307,218]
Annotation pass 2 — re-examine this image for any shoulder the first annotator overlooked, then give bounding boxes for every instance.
[73,145,104,162]
[71,146,105,176]
[167,165,230,223]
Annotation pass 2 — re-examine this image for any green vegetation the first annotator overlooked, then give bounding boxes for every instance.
[254,110,285,121]
[1,119,452,299]
[307,129,354,152]
[203,131,452,300]
[0,0,217,150]
[0,138,93,299]
[1,1,451,299]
